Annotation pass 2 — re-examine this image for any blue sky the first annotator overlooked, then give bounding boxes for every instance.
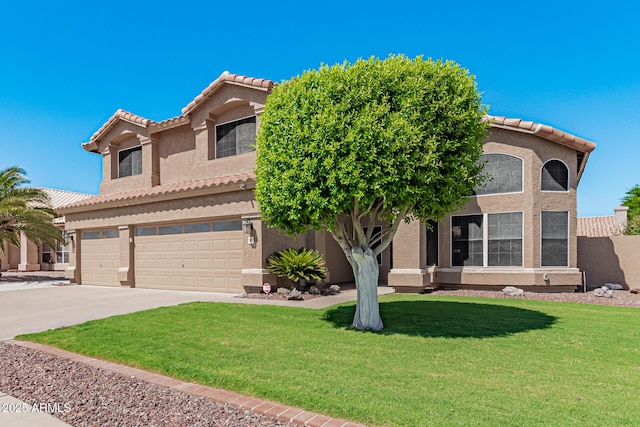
[0,1,637,217]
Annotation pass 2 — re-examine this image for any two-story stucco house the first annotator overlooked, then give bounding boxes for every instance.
[59,72,596,293]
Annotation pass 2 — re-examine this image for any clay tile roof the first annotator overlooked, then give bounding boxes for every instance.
[89,109,154,143]
[577,216,618,237]
[181,71,274,116]
[148,115,191,133]
[58,172,255,212]
[487,115,596,154]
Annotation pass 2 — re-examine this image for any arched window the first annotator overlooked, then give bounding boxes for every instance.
[541,160,569,191]
[474,153,523,196]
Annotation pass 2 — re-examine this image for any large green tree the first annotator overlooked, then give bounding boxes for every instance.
[255,55,488,330]
[0,166,63,251]
[622,185,640,235]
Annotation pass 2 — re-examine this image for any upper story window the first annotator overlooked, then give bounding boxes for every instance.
[541,160,569,191]
[216,116,256,158]
[474,153,523,196]
[118,146,142,178]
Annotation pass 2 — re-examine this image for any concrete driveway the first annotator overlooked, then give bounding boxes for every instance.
[0,285,241,340]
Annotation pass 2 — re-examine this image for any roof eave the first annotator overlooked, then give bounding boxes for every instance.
[181,72,274,117]
[58,177,256,215]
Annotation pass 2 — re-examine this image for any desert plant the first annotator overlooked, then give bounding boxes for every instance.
[267,248,327,287]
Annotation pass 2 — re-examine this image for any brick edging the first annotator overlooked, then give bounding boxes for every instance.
[7,340,365,427]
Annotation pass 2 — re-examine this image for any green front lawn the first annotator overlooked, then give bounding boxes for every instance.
[19,294,640,426]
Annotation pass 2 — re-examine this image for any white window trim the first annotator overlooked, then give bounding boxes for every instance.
[540,158,570,193]
[472,152,525,198]
[56,239,69,264]
[450,211,524,268]
[214,115,257,159]
[540,210,570,268]
[117,145,142,178]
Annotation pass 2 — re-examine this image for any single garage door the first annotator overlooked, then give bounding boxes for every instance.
[80,229,120,286]
[134,220,243,293]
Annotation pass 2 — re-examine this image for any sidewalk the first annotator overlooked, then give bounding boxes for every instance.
[0,271,69,292]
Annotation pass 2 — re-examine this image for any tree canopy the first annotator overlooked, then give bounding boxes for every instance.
[0,166,63,251]
[255,55,488,330]
[622,184,640,235]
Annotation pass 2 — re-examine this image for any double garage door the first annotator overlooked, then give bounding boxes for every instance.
[80,220,243,292]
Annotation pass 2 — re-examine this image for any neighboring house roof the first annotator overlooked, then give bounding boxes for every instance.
[577,216,619,237]
[40,188,94,225]
[41,188,94,209]
[487,115,596,183]
[82,71,274,153]
[57,172,256,213]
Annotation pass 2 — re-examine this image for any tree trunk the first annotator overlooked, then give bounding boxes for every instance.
[350,248,383,331]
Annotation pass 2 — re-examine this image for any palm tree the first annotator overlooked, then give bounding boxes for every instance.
[0,166,63,252]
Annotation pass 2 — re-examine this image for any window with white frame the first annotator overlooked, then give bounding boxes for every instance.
[452,212,523,267]
[56,240,69,264]
[541,160,569,191]
[118,146,142,178]
[215,116,256,158]
[474,153,523,196]
[541,211,569,266]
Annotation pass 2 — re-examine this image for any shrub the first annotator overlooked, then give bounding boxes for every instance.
[267,248,328,287]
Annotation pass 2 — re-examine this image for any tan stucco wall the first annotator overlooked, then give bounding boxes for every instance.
[157,125,196,184]
[389,128,583,292]
[92,84,267,198]
[578,235,640,290]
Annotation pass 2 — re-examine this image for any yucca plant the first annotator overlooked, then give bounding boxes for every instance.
[267,247,327,288]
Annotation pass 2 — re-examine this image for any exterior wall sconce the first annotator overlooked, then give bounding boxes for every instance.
[62,230,73,243]
[242,218,253,235]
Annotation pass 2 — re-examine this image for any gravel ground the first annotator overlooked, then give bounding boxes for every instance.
[2,287,637,426]
[426,288,640,308]
[241,286,640,308]
[0,343,293,427]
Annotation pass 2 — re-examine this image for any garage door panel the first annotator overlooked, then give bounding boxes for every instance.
[135,227,243,292]
[196,258,210,269]
[212,240,228,251]
[228,258,242,270]
[228,238,243,251]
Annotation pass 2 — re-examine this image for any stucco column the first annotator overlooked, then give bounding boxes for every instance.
[388,220,429,291]
[615,205,629,233]
[0,243,8,271]
[193,121,210,164]
[139,136,160,187]
[241,217,277,292]
[18,233,39,271]
[65,230,80,282]
[117,225,135,287]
